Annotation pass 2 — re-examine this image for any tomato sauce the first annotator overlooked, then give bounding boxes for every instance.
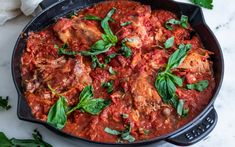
[21,0,215,143]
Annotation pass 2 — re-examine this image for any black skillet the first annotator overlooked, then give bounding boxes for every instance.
[12,0,224,146]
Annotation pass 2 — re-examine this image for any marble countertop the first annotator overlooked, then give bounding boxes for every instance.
[0,0,234,146]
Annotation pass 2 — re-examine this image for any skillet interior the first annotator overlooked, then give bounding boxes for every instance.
[12,0,224,145]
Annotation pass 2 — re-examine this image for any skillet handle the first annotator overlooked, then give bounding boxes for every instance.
[166,106,217,146]
[39,0,60,10]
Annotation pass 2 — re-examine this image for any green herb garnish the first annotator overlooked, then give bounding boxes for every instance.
[120,38,132,58]
[91,55,106,69]
[121,21,132,27]
[164,36,175,49]
[109,67,117,75]
[84,15,102,21]
[84,15,115,22]
[81,8,117,57]
[55,44,79,56]
[0,129,52,147]
[47,85,67,129]
[104,124,135,143]
[102,81,114,93]
[155,44,192,116]
[105,53,118,64]
[0,96,11,110]
[177,99,189,117]
[190,0,213,9]
[66,85,110,115]
[187,80,209,92]
[165,15,189,30]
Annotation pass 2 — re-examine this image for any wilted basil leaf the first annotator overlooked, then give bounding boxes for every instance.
[177,99,189,117]
[102,81,114,93]
[121,21,132,27]
[187,80,209,92]
[164,36,175,49]
[165,15,189,30]
[47,86,67,129]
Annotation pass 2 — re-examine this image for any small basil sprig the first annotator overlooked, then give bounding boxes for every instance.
[187,80,209,92]
[104,124,135,143]
[81,8,118,68]
[164,36,175,49]
[190,0,213,9]
[55,44,79,56]
[165,15,188,30]
[102,80,114,93]
[121,21,132,27]
[66,85,110,115]
[0,129,52,147]
[120,38,132,58]
[47,85,67,129]
[81,8,117,57]
[155,44,192,116]
[0,96,11,110]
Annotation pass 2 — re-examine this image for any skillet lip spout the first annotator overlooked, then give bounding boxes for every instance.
[11,0,224,145]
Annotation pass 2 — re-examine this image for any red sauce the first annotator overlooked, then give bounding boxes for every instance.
[21,0,215,143]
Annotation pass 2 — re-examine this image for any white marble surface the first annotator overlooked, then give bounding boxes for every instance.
[0,0,234,146]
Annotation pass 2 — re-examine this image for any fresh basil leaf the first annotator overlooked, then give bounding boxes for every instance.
[155,73,176,103]
[0,132,12,146]
[167,72,183,87]
[165,19,181,30]
[177,99,189,117]
[47,96,67,129]
[164,36,174,49]
[121,21,132,27]
[166,44,192,71]
[104,127,121,135]
[109,67,117,75]
[55,44,79,56]
[191,0,213,9]
[101,8,118,43]
[0,96,11,110]
[105,53,118,64]
[187,80,209,92]
[47,86,67,129]
[120,39,132,58]
[102,81,114,93]
[165,15,189,30]
[82,98,110,115]
[84,15,102,21]
[180,15,188,29]
[67,85,110,115]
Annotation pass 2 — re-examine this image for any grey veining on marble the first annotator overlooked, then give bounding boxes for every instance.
[0,0,235,147]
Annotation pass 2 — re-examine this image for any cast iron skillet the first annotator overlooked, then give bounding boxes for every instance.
[12,0,224,146]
